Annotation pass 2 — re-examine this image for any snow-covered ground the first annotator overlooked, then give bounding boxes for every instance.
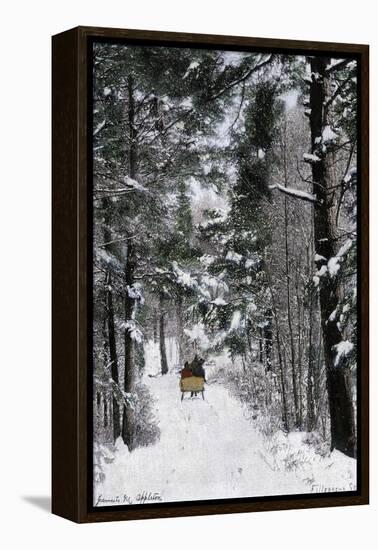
[144,337,181,376]
[94,342,356,506]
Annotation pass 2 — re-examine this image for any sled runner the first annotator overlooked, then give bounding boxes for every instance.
[180,376,205,400]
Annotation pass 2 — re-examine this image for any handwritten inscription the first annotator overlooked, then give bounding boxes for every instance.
[311,482,356,493]
[95,491,162,506]
[136,491,163,504]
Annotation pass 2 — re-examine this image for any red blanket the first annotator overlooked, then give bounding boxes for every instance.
[180,368,192,379]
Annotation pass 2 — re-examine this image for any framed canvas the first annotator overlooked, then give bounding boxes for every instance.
[52,26,369,523]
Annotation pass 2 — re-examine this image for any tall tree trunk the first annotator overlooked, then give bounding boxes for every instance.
[259,327,263,363]
[282,131,300,427]
[306,230,316,432]
[307,285,316,432]
[105,271,121,441]
[295,268,303,428]
[101,307,109,433]
[264,310,273,372]
[308,57,356,457]
[122,74,138,450]
[176,295,184,365]
[246,318,253,354]
[276,324,289,432]
[103,395,108,428]
[314,316,324,428]
[153,308,158,343]
[160,296,169,375]
[102,195,121,442]
[122,240,137,448]
[269,289,289,431]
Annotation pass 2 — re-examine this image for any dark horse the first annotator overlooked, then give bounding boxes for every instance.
[190,355,206,380]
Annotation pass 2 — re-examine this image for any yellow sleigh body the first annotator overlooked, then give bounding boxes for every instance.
[180,376,205,400]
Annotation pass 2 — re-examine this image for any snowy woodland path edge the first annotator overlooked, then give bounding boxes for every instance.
[94,353,356,506]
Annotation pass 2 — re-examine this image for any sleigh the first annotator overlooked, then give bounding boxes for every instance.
[180,376,205,400]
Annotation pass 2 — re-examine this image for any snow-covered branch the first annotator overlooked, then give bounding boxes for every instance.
[325,59,354,75]
[325,74,355,107]
[269,183,317,203]
[93,120,106,136]
[303,153,321,164]
[208,54,275,102]
[96,176,148,195]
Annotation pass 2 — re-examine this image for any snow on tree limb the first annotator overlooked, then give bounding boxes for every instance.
[208,54,275,101]
[322,125,338,144]
[303,153,321,163]
[325,59,354,75]
[325,73,355,107]
[93,120,106,136]
[96,176,148,195]
[124,176,148,192]
[269,183,317,203]
[333,340,354,367]
[147,55,275,145]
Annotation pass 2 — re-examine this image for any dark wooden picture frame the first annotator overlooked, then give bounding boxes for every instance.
[52,26,369,523]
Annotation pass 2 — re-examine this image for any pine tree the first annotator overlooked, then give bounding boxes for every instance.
[306,56,356,457]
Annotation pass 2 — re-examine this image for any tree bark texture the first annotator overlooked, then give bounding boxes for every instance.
[309,57,356,457]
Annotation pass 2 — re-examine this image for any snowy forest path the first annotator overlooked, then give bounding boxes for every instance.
[94,368,355,504]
